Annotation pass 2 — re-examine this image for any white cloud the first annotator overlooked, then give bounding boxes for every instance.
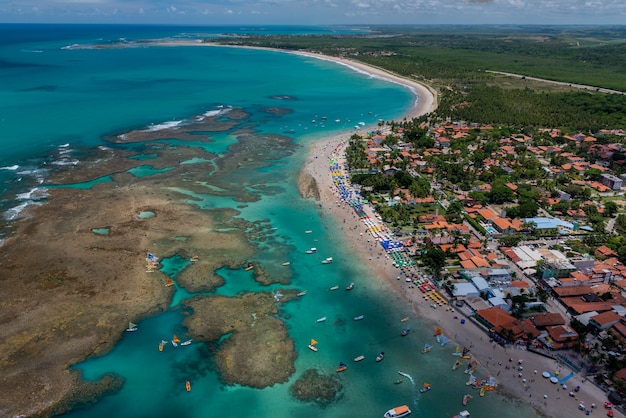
[0,0,625,24]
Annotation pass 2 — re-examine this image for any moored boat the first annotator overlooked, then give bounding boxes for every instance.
[346,283,354,290]
[185,381,191,392]
[383,405,411,418]
[321,257,333,264]
[316,316,327,323]
[245,262,254,271]
[165,278,174,287]
[282,261,290,266]
[126,322,138,332]
[172,334,180,347]
[181,339,192,346]
[419,382,431,393]
[354,355,365,362]
[353,315,364,321]
[158,339,168,352]
[308,338,319,352]
[400,317,410,322]
[297,291,307,297]
[453,410,470,418]
[336,362,347,372]
[462,394,472,406]
[401,327,410,337]
[376,352,385,362]
[421,343,432,353]
[330,285,339,291]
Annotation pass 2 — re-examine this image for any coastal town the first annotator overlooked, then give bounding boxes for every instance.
[320,118,626,416]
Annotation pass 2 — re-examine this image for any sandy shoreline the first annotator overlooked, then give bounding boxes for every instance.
[297,54,613,418]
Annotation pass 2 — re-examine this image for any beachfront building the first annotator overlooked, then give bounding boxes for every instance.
[475,307,540,343]
[537,324,579,350]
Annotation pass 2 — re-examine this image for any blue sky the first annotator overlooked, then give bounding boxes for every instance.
[1,0,625,25]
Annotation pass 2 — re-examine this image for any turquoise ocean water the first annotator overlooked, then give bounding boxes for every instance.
[0,24,541,418]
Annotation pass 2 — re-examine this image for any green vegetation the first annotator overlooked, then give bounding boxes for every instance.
[209,25,626,131]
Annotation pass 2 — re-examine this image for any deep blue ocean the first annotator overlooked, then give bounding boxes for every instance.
[0,24,541,418]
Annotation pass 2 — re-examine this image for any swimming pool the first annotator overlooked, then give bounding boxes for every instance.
[485,226,497,234]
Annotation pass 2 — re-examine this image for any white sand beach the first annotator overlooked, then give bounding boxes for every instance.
[299,55,614,418]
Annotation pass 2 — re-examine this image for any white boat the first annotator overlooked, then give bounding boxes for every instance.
[383,405,411,418]
[305,247,317,254]
[330,285,339,291]
[308,338,319,352]
[316,317,327,323]
[453,411,470,418]
[321,257,333,264]
[305,230,313,234]
[354,355,365,362]
[376,352,385,362]
[181,339,192,346]
[297,291,307,297]
[346,283,354,290]
[282,261,291,266]
[126,322,138,332]
[354,315,364,321]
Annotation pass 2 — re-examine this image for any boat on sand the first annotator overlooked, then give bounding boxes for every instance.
[383,405,411,418]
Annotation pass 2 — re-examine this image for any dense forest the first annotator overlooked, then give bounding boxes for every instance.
[208,25,626,131]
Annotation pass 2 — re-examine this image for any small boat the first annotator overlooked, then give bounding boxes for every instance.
[181,339,192,346]
[172,334,180,347]
[346,283,354,291]
[245,263,254,271]
[394,379,403,384]
[330,285,339,291]
[401,327,410,337]
[452,360,462,371]
[336,362,347,373]
[354,355,365,362]
[316,317,327,323]
[185,381,191,392]
[321,257,333,264]
[190,255,199,262]
[282,261,291,266]
[158,340,168,352]
[305,230,313,234]
[400,317,410,322]
[421,343,432,354]
[462,394,472,406]
[353,315,364,321]
[308,338,318,352]
[419,382,431,393]
[453,410,470,418]
[165,278,174,287]
[126,322,138,332]
[297,291,307,297]
[383,405,411,418]
[305,247,317,254]
[376,352,385,362]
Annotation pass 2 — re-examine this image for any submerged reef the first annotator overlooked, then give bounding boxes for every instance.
[290,369,344,406]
